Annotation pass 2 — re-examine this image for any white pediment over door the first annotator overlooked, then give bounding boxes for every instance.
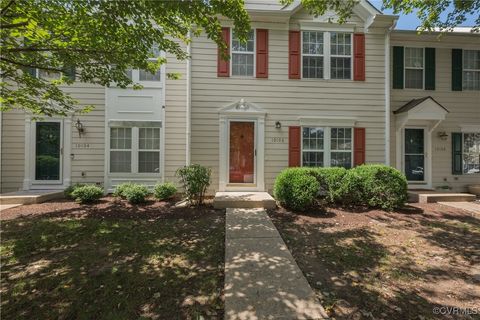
[219,98,266,116]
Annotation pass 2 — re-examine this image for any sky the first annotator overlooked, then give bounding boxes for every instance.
[368,0,478,30]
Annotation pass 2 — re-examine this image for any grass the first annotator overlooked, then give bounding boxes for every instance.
[1,207,225,319]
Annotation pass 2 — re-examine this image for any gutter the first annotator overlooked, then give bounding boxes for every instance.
[186,31,191,166]
[385,18,397,166]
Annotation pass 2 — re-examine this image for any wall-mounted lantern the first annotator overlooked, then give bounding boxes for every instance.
[75,119,85,137]
[437,131,448,140]
[275,121,282,129]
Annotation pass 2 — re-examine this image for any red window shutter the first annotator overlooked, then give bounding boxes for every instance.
[289,31,301,79]
[353,33,365,81]
[289,126,301,167]
[256,29,269,78]
[217,27,230,77]
[354,127,366,166]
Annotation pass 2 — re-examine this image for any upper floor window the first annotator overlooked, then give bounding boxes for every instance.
[463,50,480,90]
[231,30,255,77]
[404,47,424,89]
[330,32,352,79]
[301,31,352,80]
[125,46,162,83]
[302,31,324,79]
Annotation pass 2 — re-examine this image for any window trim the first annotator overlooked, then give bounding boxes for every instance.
[300,126,354,168]
[403,46,425,90]
[109,127,133,174]
[462,131,480,175]
[108,126,161,176]
[138,127,161,174]
[230,28,256,78]
[300,31,353,80]
[462,49,480,91]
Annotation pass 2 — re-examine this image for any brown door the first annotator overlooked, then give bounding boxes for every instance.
[229,121,255,183]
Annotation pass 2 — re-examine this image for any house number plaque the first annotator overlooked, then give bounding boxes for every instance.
[271,137,286,143]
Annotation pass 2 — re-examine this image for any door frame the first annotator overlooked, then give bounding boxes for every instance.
[401,126,431,189]
[227,119,257,185]
[23,115,72,190]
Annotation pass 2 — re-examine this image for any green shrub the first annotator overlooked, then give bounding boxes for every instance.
[125,184,151,204]
[64,183,86,200]
[71,185,103,204]
[310,167,348,204]
[113,182,135,199]
[273,168,320,211]
[154,182,177,200]
[176,164,211,206]
[340,164,407,210]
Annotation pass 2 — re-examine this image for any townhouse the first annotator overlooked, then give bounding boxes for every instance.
[1,0,478,195]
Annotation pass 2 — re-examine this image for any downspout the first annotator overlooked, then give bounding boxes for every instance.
[384,19,397,166]
[186,30,191,165]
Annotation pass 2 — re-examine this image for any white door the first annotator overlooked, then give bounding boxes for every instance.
[32,121,63,185]
[403,128,427,184]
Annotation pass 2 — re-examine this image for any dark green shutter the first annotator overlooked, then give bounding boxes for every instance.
[424,47,435,90]
[452,132,463,174]
[63,66,76,81]
[452,49,462,91]
[392,46,404,89]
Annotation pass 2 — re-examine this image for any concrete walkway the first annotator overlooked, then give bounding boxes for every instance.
[224,208,328,320]
[438,201,480,215]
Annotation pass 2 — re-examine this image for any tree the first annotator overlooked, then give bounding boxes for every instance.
[0,0,250,116]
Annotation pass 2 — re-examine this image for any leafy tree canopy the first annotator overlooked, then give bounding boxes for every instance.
[1,0,478,117]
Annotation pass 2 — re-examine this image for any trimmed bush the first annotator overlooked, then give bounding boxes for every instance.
[113,182,135,199]
[340,164,407,210]
[176,164,211,206]
[273,168,320,211]
[310,167,348,204]
[123,184,150,204]
[64,183,85,200]
[154,182,177,200]
[71,185,103,204]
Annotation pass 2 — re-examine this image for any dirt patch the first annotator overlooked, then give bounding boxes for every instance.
[269,203,480,320]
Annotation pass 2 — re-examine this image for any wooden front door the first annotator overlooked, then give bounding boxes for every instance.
[229,121,255,183]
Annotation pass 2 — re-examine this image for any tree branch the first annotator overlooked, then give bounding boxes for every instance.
[1,21,28,28]
[0,57,64,73]
[0,0,15,16]
[6,47,107,54]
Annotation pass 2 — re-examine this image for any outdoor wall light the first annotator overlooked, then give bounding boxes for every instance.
[75,119,85,137]
[275,121,282,129]
[438,131,448,140]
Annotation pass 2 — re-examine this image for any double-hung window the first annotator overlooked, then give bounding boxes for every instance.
[302,127,353,168]
[125,46,162,83]
[463,132,480,174]
[330,32,352,79]
[302,31,324,79]
[109,126,161,174]
[231,30,255,76]
[404,47,424,89]
[463,50,480,90]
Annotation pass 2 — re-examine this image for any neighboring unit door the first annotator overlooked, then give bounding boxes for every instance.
[34,121,62,183]
[229,121,255,183]
[404,128,425,182]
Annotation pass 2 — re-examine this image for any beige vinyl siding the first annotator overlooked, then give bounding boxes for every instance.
[191,13,389,193]
[1,110,25,192]
[390,32,480,191]
[165,50,188,183]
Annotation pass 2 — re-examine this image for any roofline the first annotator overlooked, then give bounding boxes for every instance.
[393,29,480,36]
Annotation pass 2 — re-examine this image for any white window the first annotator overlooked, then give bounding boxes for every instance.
[302,31,324,79]
[463,132,480,174]
[110,128,132,173]
[301,31,352,80]
[231,30,255,76]
[404,47,424,89]
[302,127,353,168]
[138,128,160,173]
[463,50,480,90]
[109,126,161,174]
[125,46,162,83]
[330,32,352,80]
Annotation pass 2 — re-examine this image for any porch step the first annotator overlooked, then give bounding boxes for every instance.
[213,192,276,209]
[0,190,64,205]
[408,190,476,204]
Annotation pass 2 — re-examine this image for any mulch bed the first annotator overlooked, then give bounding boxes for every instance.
[269,203,480,320]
